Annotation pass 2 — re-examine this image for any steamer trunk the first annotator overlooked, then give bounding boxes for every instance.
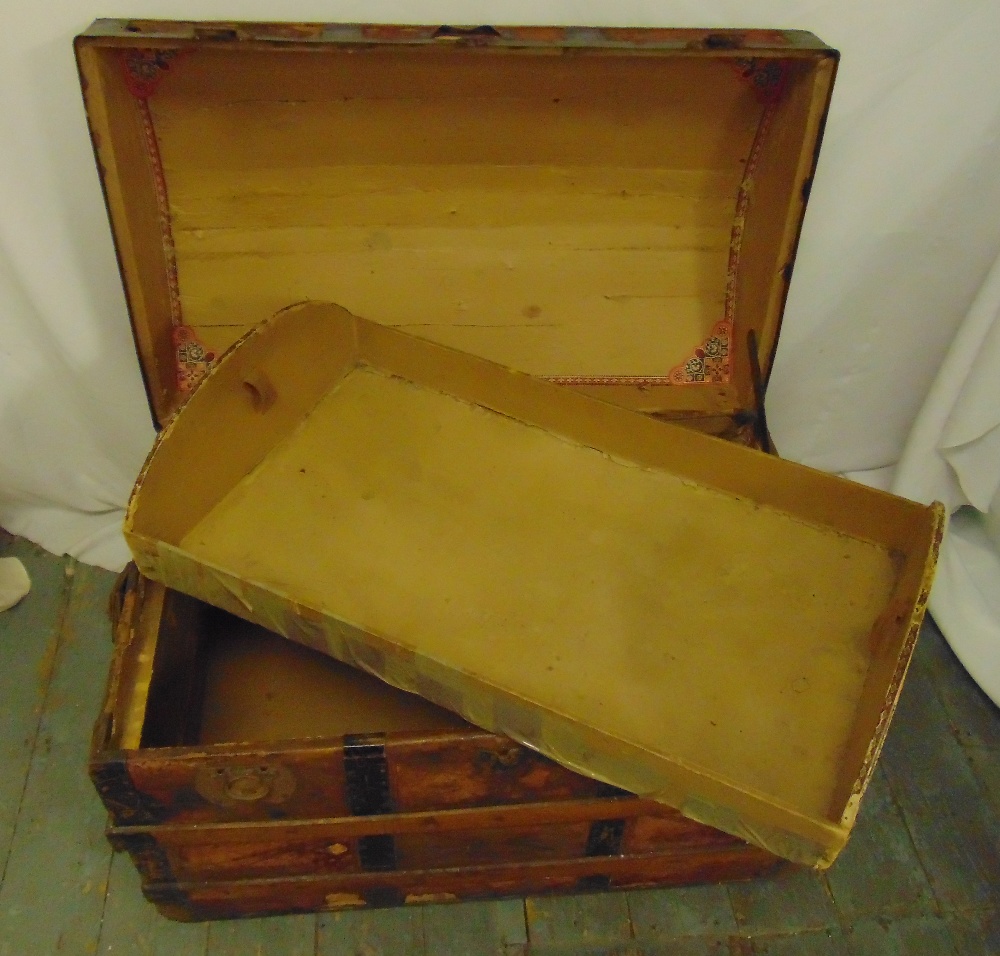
[76,18,939,920]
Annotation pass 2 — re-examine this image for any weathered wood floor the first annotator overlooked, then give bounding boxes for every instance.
[0,531,997,954]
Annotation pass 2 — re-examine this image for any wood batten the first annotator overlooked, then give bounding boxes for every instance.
[730,53,838,406]
[75,41,179,424]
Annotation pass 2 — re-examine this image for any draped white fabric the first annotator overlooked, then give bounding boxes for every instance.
[894,253,1000,705]
[2,1,999,691]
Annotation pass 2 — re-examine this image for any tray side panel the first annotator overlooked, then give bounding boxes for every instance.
[355,308,935,551]
[826,504,945,828]
[126,302,358,546]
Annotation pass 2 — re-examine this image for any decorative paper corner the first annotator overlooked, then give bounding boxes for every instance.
[729,57,790,104]
[668,322,732,384]
[173,325,215,392]
[120,48,179,100]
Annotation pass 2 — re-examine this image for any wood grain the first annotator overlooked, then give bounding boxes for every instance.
[628,883,739,938]
[98,851,208,954]
[207,914,316,955]
[880,646,1000,910]
[0,564,115,955]
[0,539,73,879]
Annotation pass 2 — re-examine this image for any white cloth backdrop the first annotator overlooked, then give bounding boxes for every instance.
[2,2,999,697]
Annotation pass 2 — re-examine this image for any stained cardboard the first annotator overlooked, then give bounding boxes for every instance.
[125,302,943,868]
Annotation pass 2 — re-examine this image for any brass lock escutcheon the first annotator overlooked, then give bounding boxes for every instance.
[194,762,296,808]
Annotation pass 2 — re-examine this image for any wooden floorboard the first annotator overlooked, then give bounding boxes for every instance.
[0,560,115,956]
[627,883,738,939]
[727,868,839,937]
[317,906,425,956]
[822,766,936,919]
[0,536,73,882]
[0,535,998,955]
[524,891,633,947]
[880,635,1000,911]
[207,913,317,955]
[422,899,527,956]
[98,850,209,955]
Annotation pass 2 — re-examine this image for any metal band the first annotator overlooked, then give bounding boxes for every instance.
[357,834,398,873]
[142,880,197,918]
[344,733,397,872]
[577,817,626,891]
[90,757,166,826]
[585,818,626,857]
[108,831,175,884]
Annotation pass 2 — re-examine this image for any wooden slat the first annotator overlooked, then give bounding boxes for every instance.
[157,46,758,113]
[524,892,632,947]
[113,796,651,844]
[422,899,527,955]
[387,736,620,812]
[0,563,115,955]
[727,869,839,936]
[317,906,424,956]
[153,62,758,170]
[823,766,935,918]
[122,742,351,826]
[628,883,738,938]
[207,914,316,955]
[0,537,73,879]
[169,166,741,232]
[151,846,776,921]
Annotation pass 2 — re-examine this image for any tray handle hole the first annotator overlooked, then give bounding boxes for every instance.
[242,372,276,413]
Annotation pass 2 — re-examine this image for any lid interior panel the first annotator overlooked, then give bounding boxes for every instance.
[76,32,835,424]
[157,50,749,380]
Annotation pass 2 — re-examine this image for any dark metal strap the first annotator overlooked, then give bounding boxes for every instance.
[747,329,775,454]
[108,831,175,884]
[344,733,397,872]
[91,757,165,826]
[585,818,626,857]
[578,817,626,892]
